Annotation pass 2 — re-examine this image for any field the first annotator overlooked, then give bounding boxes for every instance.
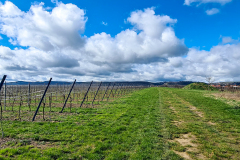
[0,82,145,121]
[0,87,240,159]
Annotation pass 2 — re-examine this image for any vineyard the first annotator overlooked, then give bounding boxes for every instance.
[0,75,147,122]
[1,75,240,159]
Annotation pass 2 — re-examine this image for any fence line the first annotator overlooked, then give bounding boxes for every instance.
[0,76,148,123]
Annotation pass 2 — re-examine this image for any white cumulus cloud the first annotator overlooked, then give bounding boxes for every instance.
[221,36,239,44]
[184,0,232,6]
[0,2,188,81]
[131,43,240,82]
[0,1,23,16]
[85,8,187,66]
[0,1,239,82]
[206,8,220,15]
[0,1,87,51]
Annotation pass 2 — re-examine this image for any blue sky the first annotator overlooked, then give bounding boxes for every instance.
[1,0,239,50]
[0,0,240,82]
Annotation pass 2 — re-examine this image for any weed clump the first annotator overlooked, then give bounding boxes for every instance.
[183,82,218,91]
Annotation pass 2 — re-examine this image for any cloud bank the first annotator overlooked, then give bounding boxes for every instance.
[0,1,239,82]
[185,0,232,15]
[184,0,232,6]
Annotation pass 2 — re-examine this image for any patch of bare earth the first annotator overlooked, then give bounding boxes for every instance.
[176,94,218,125]
[207,121,216,125]
[179,98,206,119]
[170,133,207,160]
[31,141,54,149]
[169,106,183,123]
[174,151,192,160]
[0,138,15,148]
[169,106,178,113]
[0,138,55,149]
[172,120,184,126]
[168,91,205,118]
[188,105,204,118]
[210,92,240,102]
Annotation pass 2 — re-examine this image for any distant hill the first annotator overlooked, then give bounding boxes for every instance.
[7,81,72,85]
[213,82,240,86]
[4,80,197,87]
[183,82,218,91]
[162,81,194,86]
[6,81,164,86]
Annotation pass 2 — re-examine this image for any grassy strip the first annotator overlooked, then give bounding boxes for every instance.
[0,88,180,159]
[159,87,240,159]
[157,89,183,160]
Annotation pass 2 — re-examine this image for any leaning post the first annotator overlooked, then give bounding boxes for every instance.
[80,81,93,108]
[60,79,76,113]
[112,84,120,98]
[107,83,115,101]
[4,81,6,111]
[28,83,31,111]
[101,82,111,101]
[0,75,7,93]
[32,78,52,121]
[92,82,102,105]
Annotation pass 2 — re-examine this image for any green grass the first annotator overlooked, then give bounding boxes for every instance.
[0,88,181,159]
[183,82,218,91]
[1,87,240,159]
[159,87,240,159]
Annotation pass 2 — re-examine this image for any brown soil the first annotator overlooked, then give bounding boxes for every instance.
[0,138,55,149]
[170,133,207,160]
[169,106,178,113]
[188,105,204,118]
[0,138,15,148]
[172,120,184,126]
[174,133,198,148]
[175,150,193,159]
[174,150,192,159]
[30,141,54,149]
[211,92,240,101]
[168,91,205,118]
[207,121,216,125]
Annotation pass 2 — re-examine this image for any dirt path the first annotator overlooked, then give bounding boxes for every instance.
[163,90,208,159]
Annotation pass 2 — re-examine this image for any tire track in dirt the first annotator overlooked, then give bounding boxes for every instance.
[170,133,207,160]
[163,89,207,159]
[167,90,217,125]
[162,88,240,159]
